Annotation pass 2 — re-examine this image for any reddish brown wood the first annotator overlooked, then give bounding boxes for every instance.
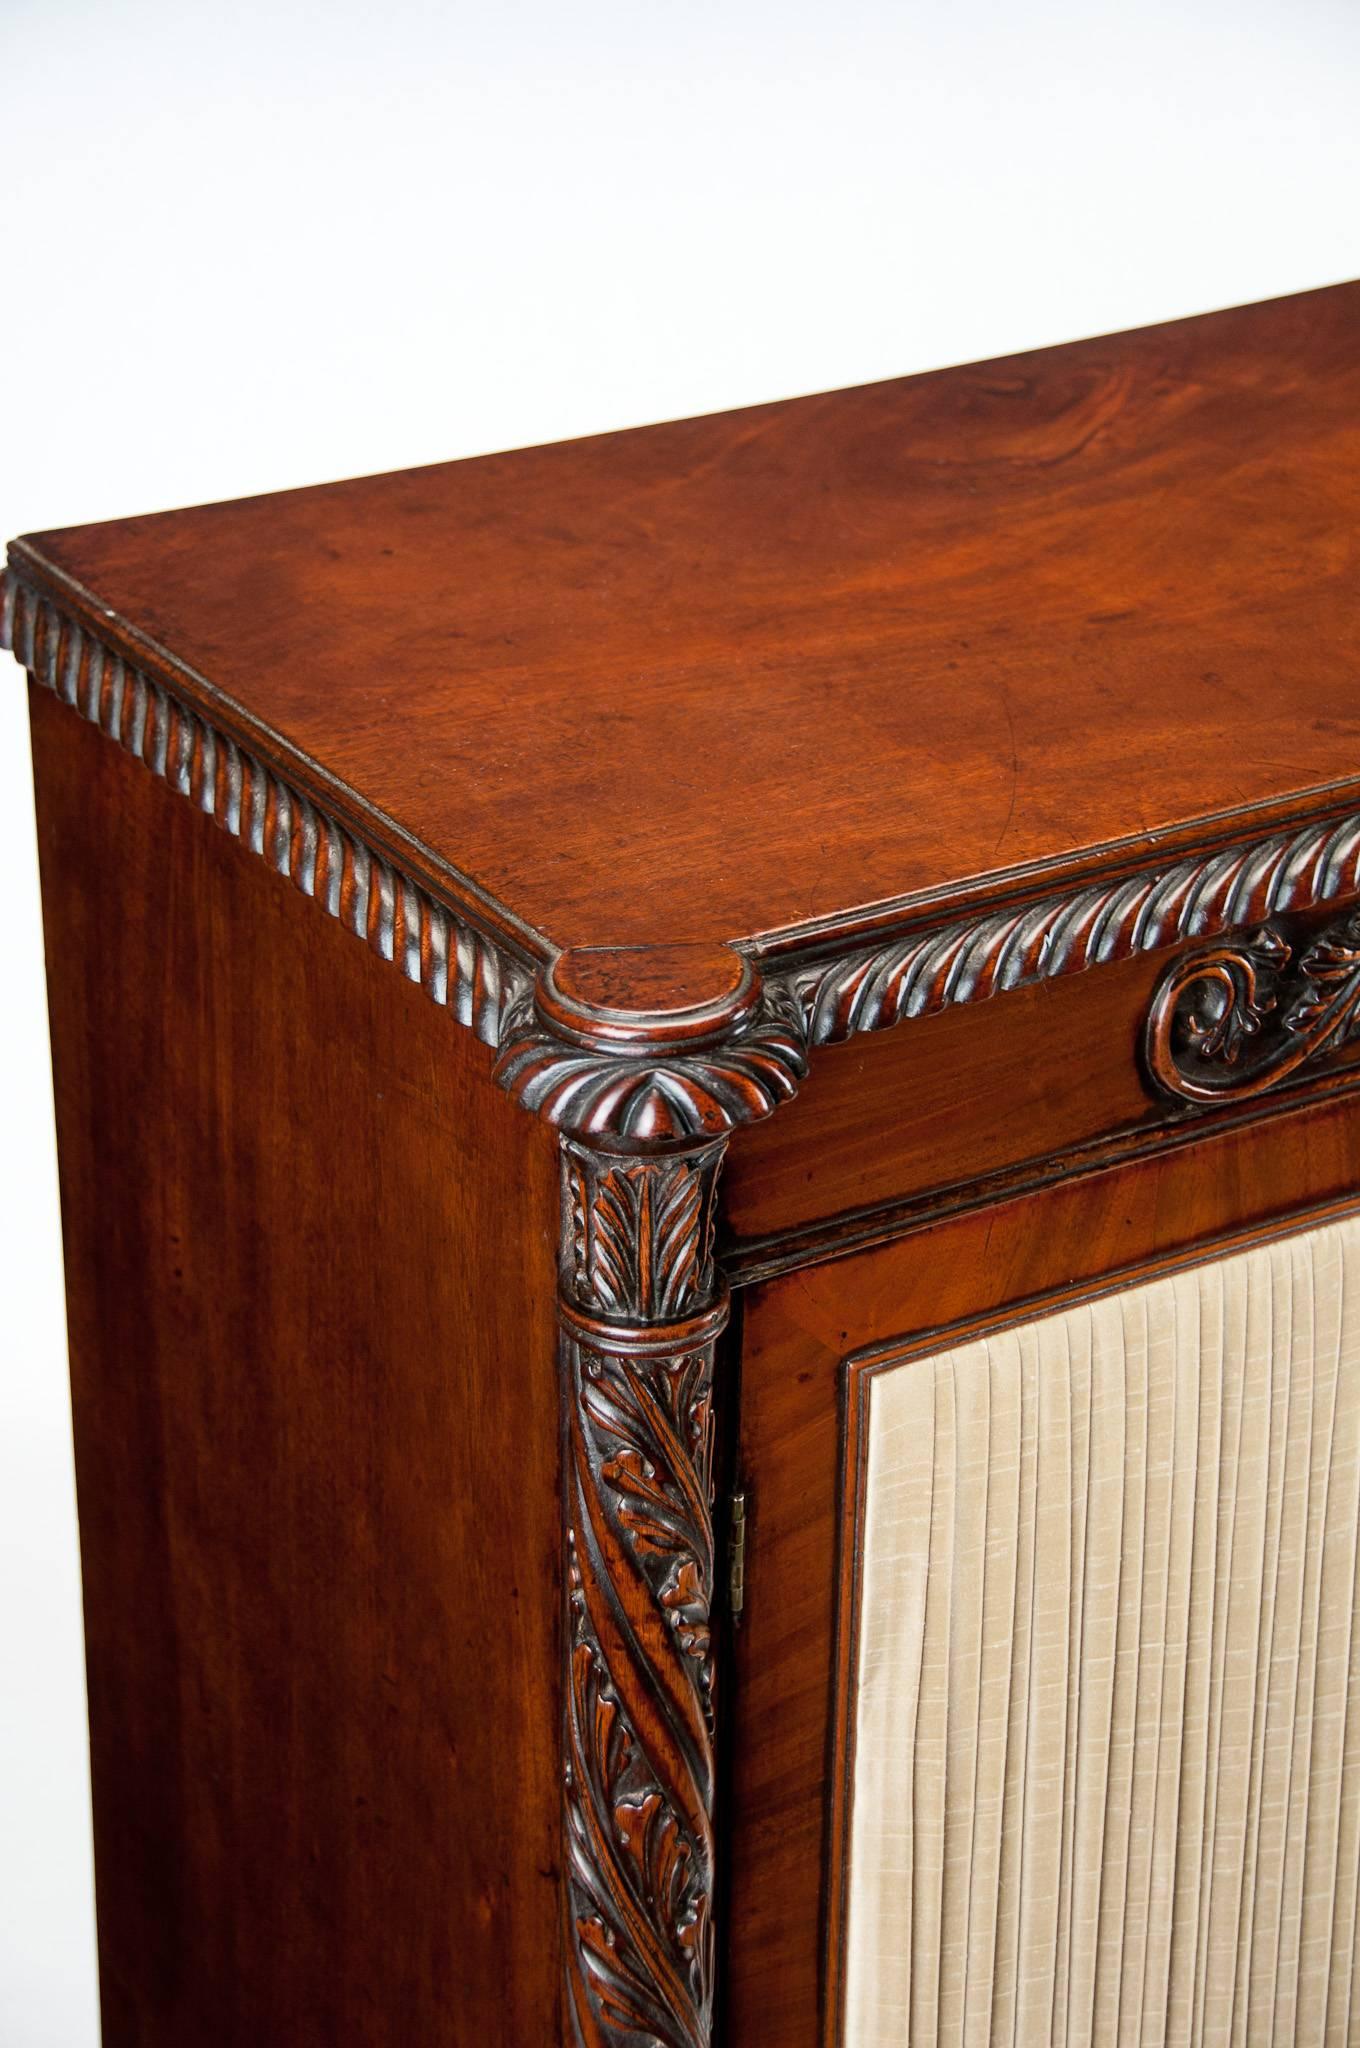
[1144,909,1360,1101]
[11,282,1360,971]
[10,280,1360,2048]
[724,919,1360,1261]
[722,1092,1360,2047]
[725,946,1180,1245]
[558,1137,731,2048]
[29,686,563,2047]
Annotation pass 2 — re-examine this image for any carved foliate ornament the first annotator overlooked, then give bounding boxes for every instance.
[495,956,806,1144]
[557,1131,729,2048]
[1145,911,1360,1103]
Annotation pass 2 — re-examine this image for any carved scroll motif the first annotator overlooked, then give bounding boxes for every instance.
[1144,911,1360,1104]
[559,1137,728,2048]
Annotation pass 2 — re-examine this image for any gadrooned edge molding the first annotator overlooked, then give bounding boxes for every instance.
[781,809,1360,1046]
[12,565,1360,1116]
[493,975,807,1143]
[2,568,533,1048]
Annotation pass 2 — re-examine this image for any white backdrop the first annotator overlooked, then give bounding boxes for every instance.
[2,2,1358,2040]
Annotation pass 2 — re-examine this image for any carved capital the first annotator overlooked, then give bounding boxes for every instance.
[494,944,806,1143]
[558,1132,730,2048]
[1144,910,1360,1104]
[561,1138,726,1325]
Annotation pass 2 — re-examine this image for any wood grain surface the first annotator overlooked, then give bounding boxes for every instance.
[14,277,1360,2048]
[13,281,1360,962]
[29,685,564,2047]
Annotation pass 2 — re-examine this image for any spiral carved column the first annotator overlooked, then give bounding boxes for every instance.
[558,1135,729,2047]
[493,941,808,2047]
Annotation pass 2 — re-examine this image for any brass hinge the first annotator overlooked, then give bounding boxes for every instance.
[728,1489,747,1626]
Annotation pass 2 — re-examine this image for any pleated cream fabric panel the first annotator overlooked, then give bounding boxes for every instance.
[844,1212,1360,2048]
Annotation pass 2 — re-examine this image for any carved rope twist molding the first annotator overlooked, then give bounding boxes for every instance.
[18,564,1360,2048]
[1,570,532,1047]
[15,566,1360,1094]
[783,813,1360,1046]
[560,1137,728,2048]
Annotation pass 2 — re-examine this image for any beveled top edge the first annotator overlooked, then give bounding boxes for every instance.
[743,779,1360,965]
[540,945,758,1052]
[2,563,539,1048]
[779,802,1360,1046]
[5,545,554,970]
[11,546,1360,1024]
[13,559,1360,1149]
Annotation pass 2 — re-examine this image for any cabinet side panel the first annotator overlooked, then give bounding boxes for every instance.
[28,685,563,2047]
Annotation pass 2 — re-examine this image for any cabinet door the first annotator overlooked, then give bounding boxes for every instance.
[723,1095,1360,2047]
[843,1211,1360,2047]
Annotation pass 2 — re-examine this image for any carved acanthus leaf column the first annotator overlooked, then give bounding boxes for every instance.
[495,945,806,2048]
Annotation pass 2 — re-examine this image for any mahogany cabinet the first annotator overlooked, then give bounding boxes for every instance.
[8,279,1360,2046]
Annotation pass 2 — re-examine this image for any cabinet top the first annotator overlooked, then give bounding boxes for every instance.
[8,281,1360,981]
